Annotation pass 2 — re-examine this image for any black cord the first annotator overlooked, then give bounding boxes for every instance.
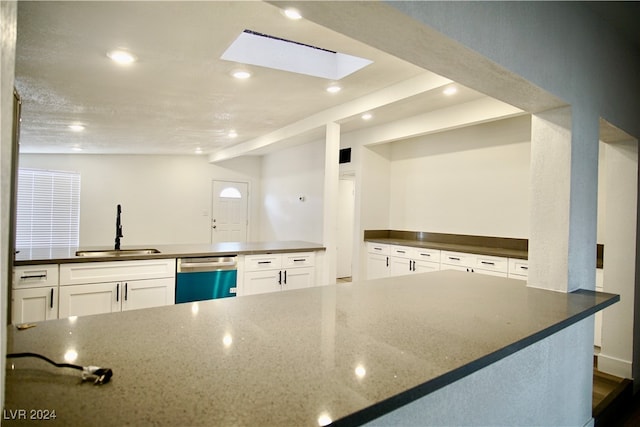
[6,352,113,385]
[7,352,83,370]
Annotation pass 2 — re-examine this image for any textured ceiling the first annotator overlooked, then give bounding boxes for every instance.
[14,1,494,156]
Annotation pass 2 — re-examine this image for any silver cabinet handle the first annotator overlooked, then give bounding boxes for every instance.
[181,261,237,268]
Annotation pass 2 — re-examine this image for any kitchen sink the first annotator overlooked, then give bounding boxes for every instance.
[75,248,161,257]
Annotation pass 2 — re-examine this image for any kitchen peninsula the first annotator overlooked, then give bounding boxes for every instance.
[4,270,617,426]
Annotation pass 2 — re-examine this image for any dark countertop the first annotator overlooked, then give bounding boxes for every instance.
[14,241,325,265]
[4,271,618,426]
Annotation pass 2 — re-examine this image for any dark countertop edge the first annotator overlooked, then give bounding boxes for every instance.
[333,289,620,427]
[13,244,326,266]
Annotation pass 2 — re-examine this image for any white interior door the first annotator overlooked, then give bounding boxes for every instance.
[337,178,355,279]
[211,181,248,243]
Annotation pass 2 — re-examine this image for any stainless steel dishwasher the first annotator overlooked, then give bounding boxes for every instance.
[175,256,237,304]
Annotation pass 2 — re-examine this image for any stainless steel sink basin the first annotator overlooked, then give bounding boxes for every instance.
[75,248,161,257]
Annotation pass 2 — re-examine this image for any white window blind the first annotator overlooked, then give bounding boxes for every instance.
[16,168,81,248]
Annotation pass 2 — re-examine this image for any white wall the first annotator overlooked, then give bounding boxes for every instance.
[599,140,638,378]
[1,0,17,409]
[367,318,594,427]
[259,139,325,243]
[389,115,531,237]
[18,154,261,247]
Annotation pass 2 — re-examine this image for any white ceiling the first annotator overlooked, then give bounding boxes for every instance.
[15,1,501,156]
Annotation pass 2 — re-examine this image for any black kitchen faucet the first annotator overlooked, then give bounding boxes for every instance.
[115,204,123,250]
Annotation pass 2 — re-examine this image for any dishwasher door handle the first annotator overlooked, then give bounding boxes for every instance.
[180,261,237,269]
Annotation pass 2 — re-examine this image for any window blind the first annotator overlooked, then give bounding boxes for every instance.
[16,168,81,248]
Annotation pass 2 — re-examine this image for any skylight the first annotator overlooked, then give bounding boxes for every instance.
[220,30,372,80]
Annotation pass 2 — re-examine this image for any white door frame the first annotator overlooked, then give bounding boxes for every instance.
[211,180,250,243]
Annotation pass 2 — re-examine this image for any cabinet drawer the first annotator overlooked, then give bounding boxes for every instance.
[245,254,282,271]
[508,258,529,278]
[440,251,475,268]
[412,248,441,263]
[367,242,390,255]
[60,259,176,286]
[391,245,412,258]
[282,252,315,268]
[474,255,508,273]
[13,264,59,289]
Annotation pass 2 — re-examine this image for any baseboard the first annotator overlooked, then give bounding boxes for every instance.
[597,353,632,379]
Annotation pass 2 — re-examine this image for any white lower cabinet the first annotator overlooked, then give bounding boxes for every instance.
[58,259,175,319]
[12,287,58,324]
[243,252,315,296]
[508,258,529,280]
[440,251,508,278]
[366,243,390,279]
[390,246,440,277]
[59,282,120,317]
[12,264,59,324]
[58,277,175,318]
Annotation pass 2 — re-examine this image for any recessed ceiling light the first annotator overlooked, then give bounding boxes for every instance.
[231,70,252,79]
[72,146,82,152]
[283,8,302,20]
[443,86,458,96]
[361,113,373,120]
[228,130,238,138]
[68,124,85,132]
[107,50,136,65]
[326,85,341,94]
[195,147,203,155]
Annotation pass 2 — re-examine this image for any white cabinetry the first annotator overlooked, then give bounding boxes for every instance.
[12,264,59,324]
[243,252,315,296]
[58,259,176,318]
[390,246,440,277]
[508,258,529,280]
[366,243,391,279]
[440,251,508,278]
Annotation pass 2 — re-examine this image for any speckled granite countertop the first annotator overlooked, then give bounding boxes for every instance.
[14,240,325,265]
[4,271,618,426]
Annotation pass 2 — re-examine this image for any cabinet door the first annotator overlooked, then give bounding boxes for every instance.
[243,270,281,296]
[390,256,412,277]
[12,287,58,324]
[59,282,121,318]
[367,253,390,279]
[283,267,314,291]
[413,260,440,274]
[122,278,175,312]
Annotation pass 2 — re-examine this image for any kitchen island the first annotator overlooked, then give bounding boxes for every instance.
[4,270,617,426]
